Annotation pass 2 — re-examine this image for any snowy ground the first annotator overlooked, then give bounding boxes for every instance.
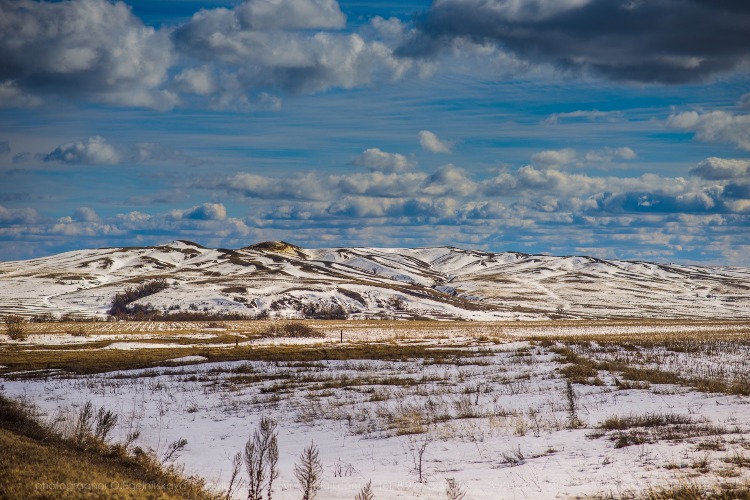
[2,321,750,499]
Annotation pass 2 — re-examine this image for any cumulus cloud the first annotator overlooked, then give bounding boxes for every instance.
[668,110,750,151]
[203,160,750,223]
[584,147,637,163]
[172,1,412,97]
[614,147,637,160]
[723,182,750,200]
[178,203,227,221]
[40,137,197,166]
[0,0,416,108]
[44,136,120,165]
[0,80,43,108]
[233,0,346,30]
[0,0,174,109]
[336,172,427,197]
[0,204,39,224]
[690,157,750,180]
[405,0,750,83]
[218,172,330,201]
[532,148,576,167]
[174,67,215,96]
[418,130,452,153]
[422,164,476,196]
[73,207,100,222]
[350,148,416,173]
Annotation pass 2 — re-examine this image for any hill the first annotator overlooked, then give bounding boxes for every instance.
[1,241,749,320]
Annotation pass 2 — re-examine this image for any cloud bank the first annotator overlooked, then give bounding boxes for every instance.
[4,0,749,109]
[405,0,750,83]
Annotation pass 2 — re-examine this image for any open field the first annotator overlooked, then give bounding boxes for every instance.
[2,320,750,499]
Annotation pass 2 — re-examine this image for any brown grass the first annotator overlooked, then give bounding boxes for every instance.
[0,395,218,500]
[0,341,481,377]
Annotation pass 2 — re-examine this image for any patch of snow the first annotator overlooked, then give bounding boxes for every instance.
[166,355,208,363]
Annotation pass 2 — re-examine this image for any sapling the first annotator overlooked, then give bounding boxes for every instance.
[245,416,279,500]
[295,441,323,500]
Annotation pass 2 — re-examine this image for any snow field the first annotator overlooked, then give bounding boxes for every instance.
[3,323,750,499]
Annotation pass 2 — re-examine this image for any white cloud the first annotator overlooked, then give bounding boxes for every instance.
[531,148,576,167]
[690,157,750,180]
[370,16,410,43]
[74,207,100,223]
[0,0,173,109]
[0,80,42,108]
[336,172,427,197]
[177,203,227,221]
[418,130,452,153]
[584,146,636,163]
[174,67,215,96]
[0,205,39,224]
[422,164,476,196]
[542,109,619,125]
[39,137,196,166]
[235,0,346,30]
[668,110,750,151]
[614,147,637,160]
[350,148,416,173]
[173,3,412,96]
[44,136,120,165]
[222,172,330,200]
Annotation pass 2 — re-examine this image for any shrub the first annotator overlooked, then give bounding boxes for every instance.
[279,323,324,338]
[29,312,56,323]
[301,302,348,320]
[600,413,695,431]
[245,416,279,500]
[109,278,169,316]
[446,478,467,500]
[4,314,27,340]
[66,325,89,337]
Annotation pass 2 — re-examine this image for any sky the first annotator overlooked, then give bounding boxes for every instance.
[1,0,750,265]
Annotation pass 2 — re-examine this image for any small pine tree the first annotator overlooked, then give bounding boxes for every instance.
[295,442,323,500]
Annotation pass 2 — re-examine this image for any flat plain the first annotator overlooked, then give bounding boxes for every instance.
[2,319,750,499]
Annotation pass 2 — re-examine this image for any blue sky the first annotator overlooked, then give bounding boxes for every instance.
[1,0,750,264]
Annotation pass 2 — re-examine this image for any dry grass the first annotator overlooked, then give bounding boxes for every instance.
[0,340,482,377]
[0,394,218,500]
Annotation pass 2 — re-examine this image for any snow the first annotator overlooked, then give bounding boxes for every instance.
[166,355,208,363]
[1,243,749,321]
[4,332,750,499]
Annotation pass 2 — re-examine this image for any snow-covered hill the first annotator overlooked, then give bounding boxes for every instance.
[1,240,749,320]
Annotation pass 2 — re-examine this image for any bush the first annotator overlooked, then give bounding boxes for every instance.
[245,416,279,500]
[301,302,348,320]
[282,323,323,338]
[4,314,27,340]
[29,312,56,323]
[109,279,169,316]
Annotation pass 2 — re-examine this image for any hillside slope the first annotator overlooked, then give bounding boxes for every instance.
[1,241,748,320]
